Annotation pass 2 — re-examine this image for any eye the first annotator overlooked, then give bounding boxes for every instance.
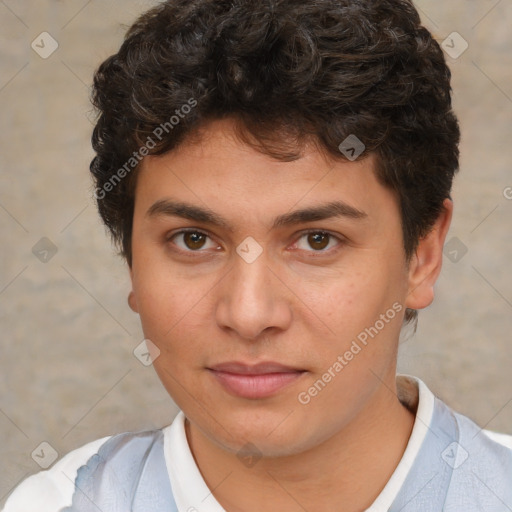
[167,229,344,255]
[168,229,219,252]
[293,230,343,253]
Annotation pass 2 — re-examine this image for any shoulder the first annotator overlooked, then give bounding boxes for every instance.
[2,436,110,512]
[453,407,512,456]
[482,429,512,449]
[3,422,178,512]
[443,406,512,508]
[402,375,512,451]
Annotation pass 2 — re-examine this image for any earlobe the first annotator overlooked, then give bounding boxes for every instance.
[127,265,139,313]
[405,198,453,311]
[128,290,139,313]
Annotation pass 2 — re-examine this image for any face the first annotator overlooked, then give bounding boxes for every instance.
[129,118,417,457]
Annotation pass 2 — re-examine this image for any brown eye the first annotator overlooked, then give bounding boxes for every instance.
[170,230,217,252]
[294,231,342,254]
[183,232,207,250]
[307,232,330,251]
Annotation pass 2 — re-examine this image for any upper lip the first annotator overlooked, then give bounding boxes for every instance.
[208,361,304,375]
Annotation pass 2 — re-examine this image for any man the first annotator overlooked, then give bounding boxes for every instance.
[4,0,511,510]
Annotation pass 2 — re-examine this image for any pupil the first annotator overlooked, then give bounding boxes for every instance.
[309,232,329,250]
[185,232,205,250]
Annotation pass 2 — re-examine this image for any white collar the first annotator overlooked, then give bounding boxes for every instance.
[365,374,434,511]
[162,374,434,512]
[163,412,226,512]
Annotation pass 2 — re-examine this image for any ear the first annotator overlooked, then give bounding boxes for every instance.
[128,267,139,313]
[405,198,453,310]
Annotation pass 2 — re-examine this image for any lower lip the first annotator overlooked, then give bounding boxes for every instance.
[209,370,305,399]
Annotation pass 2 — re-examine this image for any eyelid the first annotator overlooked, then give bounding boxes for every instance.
[290,229,346,254]
[166,228,220,253]
[166,227,213,240]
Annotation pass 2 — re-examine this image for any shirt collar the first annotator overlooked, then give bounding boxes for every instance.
[365,374,435,511]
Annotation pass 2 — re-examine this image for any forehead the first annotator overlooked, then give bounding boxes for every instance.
[134,118,399,229]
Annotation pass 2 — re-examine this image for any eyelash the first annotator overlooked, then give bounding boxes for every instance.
[167,228,345,257]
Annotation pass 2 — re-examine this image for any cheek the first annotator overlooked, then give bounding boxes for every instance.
[132,267,217,367]
[297,267,386,330]
[292,261,404,367]
[131,246,206,337]
[133,274,175,339]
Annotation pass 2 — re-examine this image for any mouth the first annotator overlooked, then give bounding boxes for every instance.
[207,361,307,399]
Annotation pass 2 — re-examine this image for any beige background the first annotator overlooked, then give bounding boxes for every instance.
[1,0,511,504]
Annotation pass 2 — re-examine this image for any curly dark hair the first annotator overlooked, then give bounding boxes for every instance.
[90,0,460,326]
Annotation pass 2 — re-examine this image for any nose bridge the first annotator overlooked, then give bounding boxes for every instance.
[215,245,291,340]
[234,248,272,300]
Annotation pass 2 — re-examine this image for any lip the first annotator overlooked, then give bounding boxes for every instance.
[207,361,306,399]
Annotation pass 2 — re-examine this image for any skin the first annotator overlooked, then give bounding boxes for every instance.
[128,118,453,511]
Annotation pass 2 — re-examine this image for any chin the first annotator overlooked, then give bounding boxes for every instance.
[199,410,319,458]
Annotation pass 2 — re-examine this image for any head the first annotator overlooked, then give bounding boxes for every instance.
[90,0,459,456]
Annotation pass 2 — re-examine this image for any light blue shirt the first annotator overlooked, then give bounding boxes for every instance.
[62,386,512,511]
[4,376,511,511]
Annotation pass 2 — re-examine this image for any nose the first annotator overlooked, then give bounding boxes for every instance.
[215,250,293,342]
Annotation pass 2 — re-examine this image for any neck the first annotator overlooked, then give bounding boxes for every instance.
[186,377,415,512]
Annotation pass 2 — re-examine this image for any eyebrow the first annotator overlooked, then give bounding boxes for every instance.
[146,198,368,231]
